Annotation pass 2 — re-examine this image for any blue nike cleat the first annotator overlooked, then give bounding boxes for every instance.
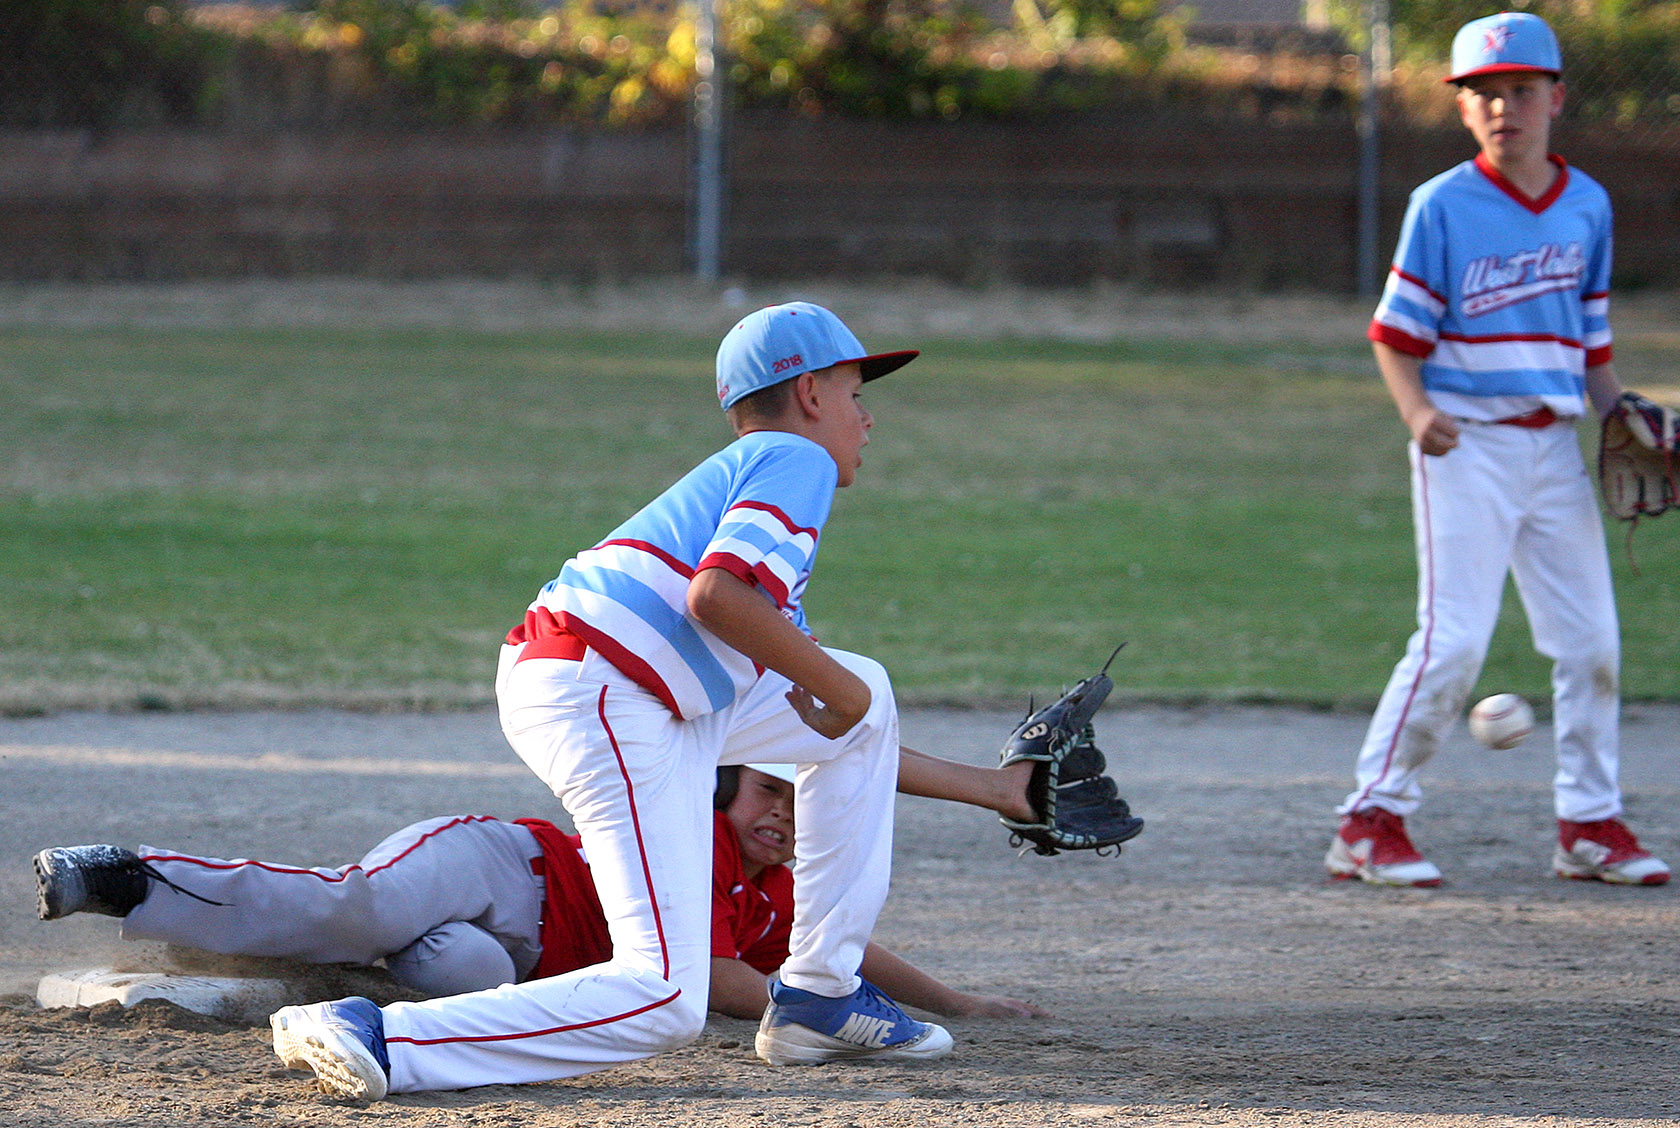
[271,996,391,1100]
[755,976,954,1065]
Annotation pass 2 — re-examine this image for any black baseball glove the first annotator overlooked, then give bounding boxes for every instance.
[999,646,1144,857]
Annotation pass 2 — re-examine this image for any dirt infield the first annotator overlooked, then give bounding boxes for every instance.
[3,278,1679,1124]
[2,703,1677,1127]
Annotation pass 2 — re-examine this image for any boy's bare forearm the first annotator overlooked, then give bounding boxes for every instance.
[687,567,870,734]
[1584,362,1623,417]
[708,956,771,1019]
[897,747,1033,822]
[1374,342,1431,418]
[858,942,1044,1018]
[858,942,968,1015]
[1374,342,1458,455]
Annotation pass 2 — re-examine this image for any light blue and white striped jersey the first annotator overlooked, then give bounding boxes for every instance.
[1369,154,1613,422]
[513,430,836,719]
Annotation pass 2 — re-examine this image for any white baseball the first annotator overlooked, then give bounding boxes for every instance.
[1468,693,1534,750]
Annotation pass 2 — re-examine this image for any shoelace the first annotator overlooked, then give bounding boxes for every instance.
[848,979,911,1025]
[136,860,227,907]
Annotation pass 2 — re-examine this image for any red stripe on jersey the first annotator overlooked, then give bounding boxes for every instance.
[1368,321,1435,358]
[1436,330,1583,348]
[594,538,696,579]
[726,499,819,540]
[560,615,684,717]
[696,552,790,608]
[1476,152,1569,215]
[1391,266,1446,306]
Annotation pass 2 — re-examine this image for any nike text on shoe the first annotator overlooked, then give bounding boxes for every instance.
[755,977,954,1065]
[1325,808,1443,887]
[33,845,151,920]
[271,997,391,1100]
[1554,818,1670,885]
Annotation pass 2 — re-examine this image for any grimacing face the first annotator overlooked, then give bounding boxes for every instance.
[725,767,795,872]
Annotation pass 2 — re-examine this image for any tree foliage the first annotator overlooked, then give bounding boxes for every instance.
[1329,0,1680,127]
[5,0,1676,129]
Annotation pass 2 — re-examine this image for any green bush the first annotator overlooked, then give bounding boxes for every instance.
[295,0,694,125]
[6,0,1676,130]
[725,0,1188,120]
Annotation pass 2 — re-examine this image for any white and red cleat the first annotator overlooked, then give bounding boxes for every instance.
[1326,808,1443,887]
[1554,818,1670,885]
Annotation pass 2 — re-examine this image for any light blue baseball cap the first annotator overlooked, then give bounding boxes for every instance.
[1446,11,1561,84]
[715,301,918,410]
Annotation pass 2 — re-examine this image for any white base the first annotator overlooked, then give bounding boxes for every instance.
[37,967,291,1023]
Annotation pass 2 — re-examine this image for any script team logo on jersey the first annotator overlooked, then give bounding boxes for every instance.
[1460,242,1584,317]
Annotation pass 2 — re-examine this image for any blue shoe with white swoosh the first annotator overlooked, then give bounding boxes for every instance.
[755,977,953,1064]
[271,996,391,1100]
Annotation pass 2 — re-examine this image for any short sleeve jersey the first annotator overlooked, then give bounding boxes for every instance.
[1368,154,1613,423]
[518,813,794,982]
[517,430,837,719]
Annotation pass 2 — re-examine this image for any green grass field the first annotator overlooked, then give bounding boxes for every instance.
[2,318,1676,712]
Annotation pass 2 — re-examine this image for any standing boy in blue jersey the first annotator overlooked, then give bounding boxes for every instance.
[1327,12,1669,888]
[270,303,947,1099]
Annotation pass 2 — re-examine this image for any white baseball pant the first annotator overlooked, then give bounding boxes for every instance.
[1342,421,1623,821]
[123,816,548,995]
[375,641,900,1094]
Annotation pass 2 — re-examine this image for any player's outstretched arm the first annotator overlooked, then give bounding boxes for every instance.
[896,746,1036,824]
[858,942,1046,1018]
[706,948,1044,1020]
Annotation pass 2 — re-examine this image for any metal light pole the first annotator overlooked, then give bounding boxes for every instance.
[692,0,723,283]
[1356,0,1391,298]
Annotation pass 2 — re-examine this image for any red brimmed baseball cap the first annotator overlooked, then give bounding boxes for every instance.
[1445,12,1561,84]
[716,301,918,410]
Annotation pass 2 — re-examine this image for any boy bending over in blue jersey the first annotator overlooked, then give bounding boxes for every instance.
[266,303,960,1099]
[1328,12,1668,889]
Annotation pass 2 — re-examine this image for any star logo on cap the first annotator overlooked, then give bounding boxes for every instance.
[1482,25,1511,55]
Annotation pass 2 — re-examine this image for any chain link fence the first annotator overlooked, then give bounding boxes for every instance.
[1362,1,1680,151]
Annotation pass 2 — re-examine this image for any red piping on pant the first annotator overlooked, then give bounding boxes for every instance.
[387,990,683,1047]
[387,685,687,1049]
[139,815,503,882]
[1352,453,1436,813]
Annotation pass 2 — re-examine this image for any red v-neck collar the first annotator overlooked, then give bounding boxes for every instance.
[1475,152,1569,214]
